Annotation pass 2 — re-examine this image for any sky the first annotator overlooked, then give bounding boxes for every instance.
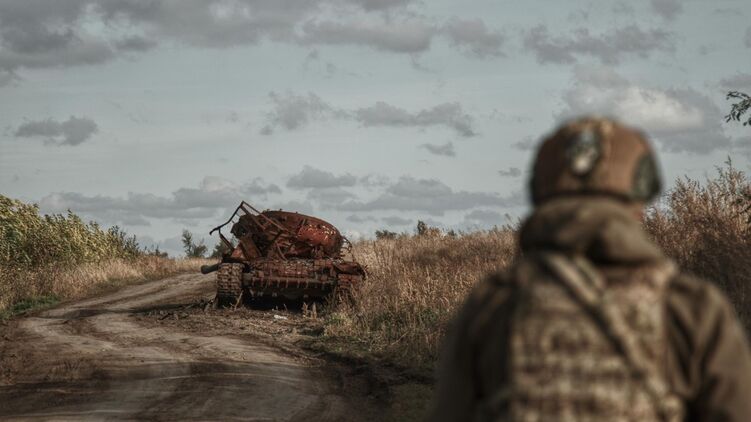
[1,0,750,256]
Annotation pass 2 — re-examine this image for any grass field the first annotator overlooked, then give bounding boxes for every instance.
[324,162,751,377]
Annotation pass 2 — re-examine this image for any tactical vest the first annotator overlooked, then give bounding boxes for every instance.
[483,253,684,421]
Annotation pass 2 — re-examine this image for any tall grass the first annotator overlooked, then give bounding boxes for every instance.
[326,230,517,372]
[646,163,751,326]
[0,196,140,270]
[0,195,205,316]
[326,163,751,373]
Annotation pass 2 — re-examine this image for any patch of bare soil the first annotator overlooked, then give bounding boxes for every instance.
[133,299,434,422]
[0,274,385,421]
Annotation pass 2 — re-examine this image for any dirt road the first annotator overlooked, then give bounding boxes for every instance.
[0,273,381,421]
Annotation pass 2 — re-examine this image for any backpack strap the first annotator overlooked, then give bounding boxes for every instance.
[538,252,683,422]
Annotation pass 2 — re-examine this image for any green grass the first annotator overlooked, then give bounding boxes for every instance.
[0,294,59,320]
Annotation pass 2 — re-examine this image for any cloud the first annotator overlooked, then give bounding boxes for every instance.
[355,101,476,137]
[337,176,522,215]
[558,66,731,154]
[512,135,537,151]
[442,18,505,58]
[463,209,503,227]
[301,15,505,57]
[348,0,415,11]
[284,167,360,207]
[271,199,315,215]
[171,176,281,209]
[307,187,358,206]
[650,0,683,21]
[420,142,455,157]
[14,116,98,146]
[523,24,674,65]
[712,8,742,16]
[0,1,503,84]
[301,19,435,54]
[0,70,19,87]
[261,93,477,137]
[114,35,158,52]
[0,1,116,74]
[38,176,282,226]
[287,166,357,189]
[381,215,412,226]
[498,167,522,177]
[359,174,391,188]
[346,214,377,223]
[719,73,751,91]
[746,27,751,48]
[260,92,343,134]
[96,0,316,48]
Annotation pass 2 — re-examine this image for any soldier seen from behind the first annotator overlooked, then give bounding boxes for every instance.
[428,117,751,421]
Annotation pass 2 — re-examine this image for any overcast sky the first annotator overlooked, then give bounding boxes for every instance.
[1,0,750,256]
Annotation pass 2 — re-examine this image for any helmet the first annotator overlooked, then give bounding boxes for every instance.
[530,116,662,206]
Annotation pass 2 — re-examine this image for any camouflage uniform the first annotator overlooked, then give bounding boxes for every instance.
[427,118,751,421]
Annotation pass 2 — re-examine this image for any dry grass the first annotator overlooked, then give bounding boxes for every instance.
[0,257,210,317]
[326,229,517,372]
[646,163,751,327]
[324,163,751,374]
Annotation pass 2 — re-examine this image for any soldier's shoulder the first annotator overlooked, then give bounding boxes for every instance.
[666,271,743,345]
[484,269,514,288]
[668,272,735,312]
[467,270,514,303]
[456,269,516,335]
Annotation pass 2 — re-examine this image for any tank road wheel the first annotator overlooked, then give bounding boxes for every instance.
[216,263,244,308]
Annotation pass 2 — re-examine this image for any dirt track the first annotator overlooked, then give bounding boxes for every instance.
[0,273,381,421]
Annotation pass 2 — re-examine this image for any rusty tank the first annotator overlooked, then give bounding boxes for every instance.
[201,201,365,306]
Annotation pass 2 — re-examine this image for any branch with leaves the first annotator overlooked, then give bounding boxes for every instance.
[725,91,751,126]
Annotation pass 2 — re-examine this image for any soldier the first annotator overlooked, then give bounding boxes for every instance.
[428,117,751,421]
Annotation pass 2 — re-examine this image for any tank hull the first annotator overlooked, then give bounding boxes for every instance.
[210,201,365,306]
[241,258,363,301]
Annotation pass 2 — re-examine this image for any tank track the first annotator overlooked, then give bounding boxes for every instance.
[216,263,244,307]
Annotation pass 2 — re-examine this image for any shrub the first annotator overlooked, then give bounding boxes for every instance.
[0,195,206,316]
[646,162,751,328]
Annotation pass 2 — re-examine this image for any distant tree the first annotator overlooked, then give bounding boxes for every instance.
[209,241,232,259]
[725,91,751,126]
[375,229,398,240]
[181,230,207,258]
[416,220,428,236]
[147,246,168,258]
[416,220,441,237]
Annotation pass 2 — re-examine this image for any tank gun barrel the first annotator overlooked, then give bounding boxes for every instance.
[201,263,220,274]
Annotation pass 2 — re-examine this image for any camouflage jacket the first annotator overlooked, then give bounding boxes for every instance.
[427,197,751,422]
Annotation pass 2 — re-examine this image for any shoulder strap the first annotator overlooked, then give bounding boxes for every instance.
[538,252,683,422]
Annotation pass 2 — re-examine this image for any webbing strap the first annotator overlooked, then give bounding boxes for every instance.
[539,253,682,422]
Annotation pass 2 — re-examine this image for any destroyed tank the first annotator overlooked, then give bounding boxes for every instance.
[201,201,365,306]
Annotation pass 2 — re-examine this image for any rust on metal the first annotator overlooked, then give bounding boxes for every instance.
[208,200,365,306]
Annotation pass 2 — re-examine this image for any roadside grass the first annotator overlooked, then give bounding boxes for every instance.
[0,295,59,320]
[0,194,209,319]
[324,229,518,377]
[0,257,210,320]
